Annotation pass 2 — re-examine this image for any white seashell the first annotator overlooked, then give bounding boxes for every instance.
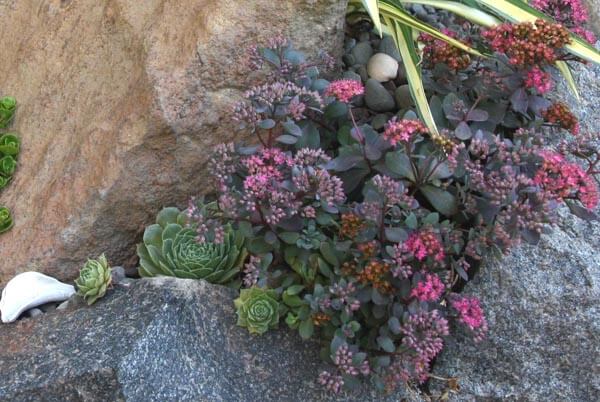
[0,272,75,323]
[367,53,399,82]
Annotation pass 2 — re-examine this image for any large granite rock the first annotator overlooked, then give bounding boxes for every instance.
[0,277,408,401]
[432,60,600,401]
[0,0,347,285]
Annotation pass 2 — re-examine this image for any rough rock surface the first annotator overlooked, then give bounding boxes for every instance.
[0,277,410,401]
[432,60,600,401]
[584,0,600,35]
[0,0,347,285]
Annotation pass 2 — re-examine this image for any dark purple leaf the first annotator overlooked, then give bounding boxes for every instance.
[510,88,529,115]
[454,121,473,140]
[325,154,364,171]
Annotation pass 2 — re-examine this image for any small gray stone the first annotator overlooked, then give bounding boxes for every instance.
[342,54,356,67]
[358,32,371,43]
[56,300,70,310]
[378,35,401,61]
[411,4,428,19]
[351,41,373,65]
[341,70,362,82]
[395,85,414,109]
[38,302,59,313]
[356,65,369,83]
[344,38,356,53]
[365,79,396,112]
[26,308,43,318]
[111,266,126,283]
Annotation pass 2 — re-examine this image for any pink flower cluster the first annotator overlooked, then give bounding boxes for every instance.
[410,273,445,302]
[525,67,553,94]
[324,79,364,103]
[403,229,446,262]
[534,150,599,209]
[242,148,290,200]
[451,296,488,342]
[572,27,597,44]
[383,118,429,146]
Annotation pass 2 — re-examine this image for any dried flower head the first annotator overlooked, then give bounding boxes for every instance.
[542,102,580,134]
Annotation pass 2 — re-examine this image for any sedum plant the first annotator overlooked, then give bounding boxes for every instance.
[182,32,599,397]
[234,287,280,335]
[75,254,112,305]
[137,207,247,285]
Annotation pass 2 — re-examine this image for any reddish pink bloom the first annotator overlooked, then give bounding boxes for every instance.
[383,118,429,146]
[482,20,571,66]
[410,274,445,302]
[451,296,488,341]
[325,79,364,103]
[534,150,599,209]
[404,230,445,262]
[525,67,553,94]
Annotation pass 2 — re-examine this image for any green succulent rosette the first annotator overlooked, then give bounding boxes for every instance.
[0,96,16,128]
[234,287,280,335]
[0,206,13,234]
[0,155,16,177]
[0,176,9,190]
[0,133,20,156]
[75,254,112,305]
[137,207,247,285]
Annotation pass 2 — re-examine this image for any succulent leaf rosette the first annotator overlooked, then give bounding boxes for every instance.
[75,254,112,305]
[0,133,20,156]
[0,155,16,177]
[137,207,247,284]
[0,207,13,234]
[0,96,16,128]
[234,287,280,335]
[0,176,9,190]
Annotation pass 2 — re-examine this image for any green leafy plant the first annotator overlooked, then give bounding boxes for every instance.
[75,254,112,305]
[0,96,16,128]
[0,155,16,177]
[0,206,13,234]
[137,207,247,285]
[0,133,19,156]
[234,287,281,335]
[0,97,20,233]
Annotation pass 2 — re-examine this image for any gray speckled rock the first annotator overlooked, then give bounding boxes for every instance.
[432,209,600,401]
[0,278,410,402]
